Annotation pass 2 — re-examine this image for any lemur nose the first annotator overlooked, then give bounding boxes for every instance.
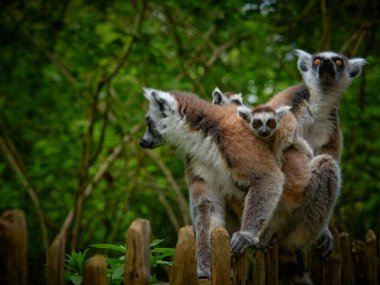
[321,58,332,64]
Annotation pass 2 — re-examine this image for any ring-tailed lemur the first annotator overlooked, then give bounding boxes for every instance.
[237,104,313,164]
[263,50,366,282]
[140,88,285,278]
[267,49,367,161]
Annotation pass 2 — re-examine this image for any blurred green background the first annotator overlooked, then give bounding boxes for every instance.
[0,0,379,284]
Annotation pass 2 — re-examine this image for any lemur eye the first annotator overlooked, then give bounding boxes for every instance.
[267,119,276,129]
[313,58,321,65]
[252,119,263,129]
[335,59,343,66]
[231,99,242,106]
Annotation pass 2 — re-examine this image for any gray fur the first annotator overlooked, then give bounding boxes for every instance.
[294,49,367,159]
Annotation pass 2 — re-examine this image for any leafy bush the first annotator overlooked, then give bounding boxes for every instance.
[64,239,174,284]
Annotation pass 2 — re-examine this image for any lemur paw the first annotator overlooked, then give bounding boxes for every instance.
[231,231,259,257]
[197,268,211,279]
[315,228,333,259]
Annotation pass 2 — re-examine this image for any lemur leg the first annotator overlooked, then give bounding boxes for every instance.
[189,178,225,278]
[294,137,314,159]
[231,174,284,256]
[282,154,341,257]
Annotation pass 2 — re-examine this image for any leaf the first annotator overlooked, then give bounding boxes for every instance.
[150,239,164,247]
[90,244,126,253]
[70,275,82,285]
[111,264,125,280]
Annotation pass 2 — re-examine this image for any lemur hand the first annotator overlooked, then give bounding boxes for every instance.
[231,231,259,256]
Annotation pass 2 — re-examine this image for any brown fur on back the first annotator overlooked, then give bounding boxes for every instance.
[171,91,281,179]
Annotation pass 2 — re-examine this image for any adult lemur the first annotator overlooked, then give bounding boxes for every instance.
[265,50,367,256]
[268,49,367,160]
[140,89,285,278]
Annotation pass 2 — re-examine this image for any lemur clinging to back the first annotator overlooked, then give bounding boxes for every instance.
[212,87,313,163]
[237,104,313,164]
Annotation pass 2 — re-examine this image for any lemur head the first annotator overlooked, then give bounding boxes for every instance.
[237,105,291,139]
[212,87,243,106]
[139,88,177,149]
[294,49,367,92]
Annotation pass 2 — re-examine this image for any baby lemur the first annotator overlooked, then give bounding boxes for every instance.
[237,104,313,164]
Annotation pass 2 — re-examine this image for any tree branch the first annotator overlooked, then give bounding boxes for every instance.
[0,123,49,252]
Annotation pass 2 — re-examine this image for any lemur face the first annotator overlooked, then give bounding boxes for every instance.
[212,87,243,106]
[311,52,347,82]
[251,113,278,138]
[139,115,164,149]
[237,105,291,139]
[294,49,367,88]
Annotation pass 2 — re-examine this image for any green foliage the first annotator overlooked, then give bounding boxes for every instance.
[64,249,89,285]
[64,239,174,284]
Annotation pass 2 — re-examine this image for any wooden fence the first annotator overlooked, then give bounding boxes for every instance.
[0,209,379,285]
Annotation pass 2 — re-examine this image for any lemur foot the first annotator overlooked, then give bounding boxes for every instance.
[231,231,259,257]
[197,268,211,279]
[315,228,333,259]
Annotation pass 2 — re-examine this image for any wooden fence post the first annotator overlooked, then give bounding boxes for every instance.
[125,219,151,285]
[0,209,27,285]
[211,227,231,285]
[324,228,341,285]
[252,250,265,285]
[264,240,278,285]
[340,232,355,285]
[310,247,324,285]
[352,239,369,284]
[232,252,248,285]
[83,254,108,285]
[47,233,66,285]
[170,226,198,285]
[366,230,379,285]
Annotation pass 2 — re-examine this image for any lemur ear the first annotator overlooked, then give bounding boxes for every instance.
[347,58,368,79]
[276,105,292,120]
[237,106,253,124]
[294,49,312,73]
[212,87,223,105]
[143,88,177,114]
[231,93,243,105]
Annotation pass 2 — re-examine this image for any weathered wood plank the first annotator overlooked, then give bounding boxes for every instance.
[232,252,247,285]
[352,239,369,285]
[211,227,231,285]
[83,254,108,285]
[252,250,265,285]
[366,229,378,285]
[339,232,355,285]
[0,209,28,285]
[125,219,151,285]
[47,233,66,285]
[170,226,198,285]
[265,241,278,285]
